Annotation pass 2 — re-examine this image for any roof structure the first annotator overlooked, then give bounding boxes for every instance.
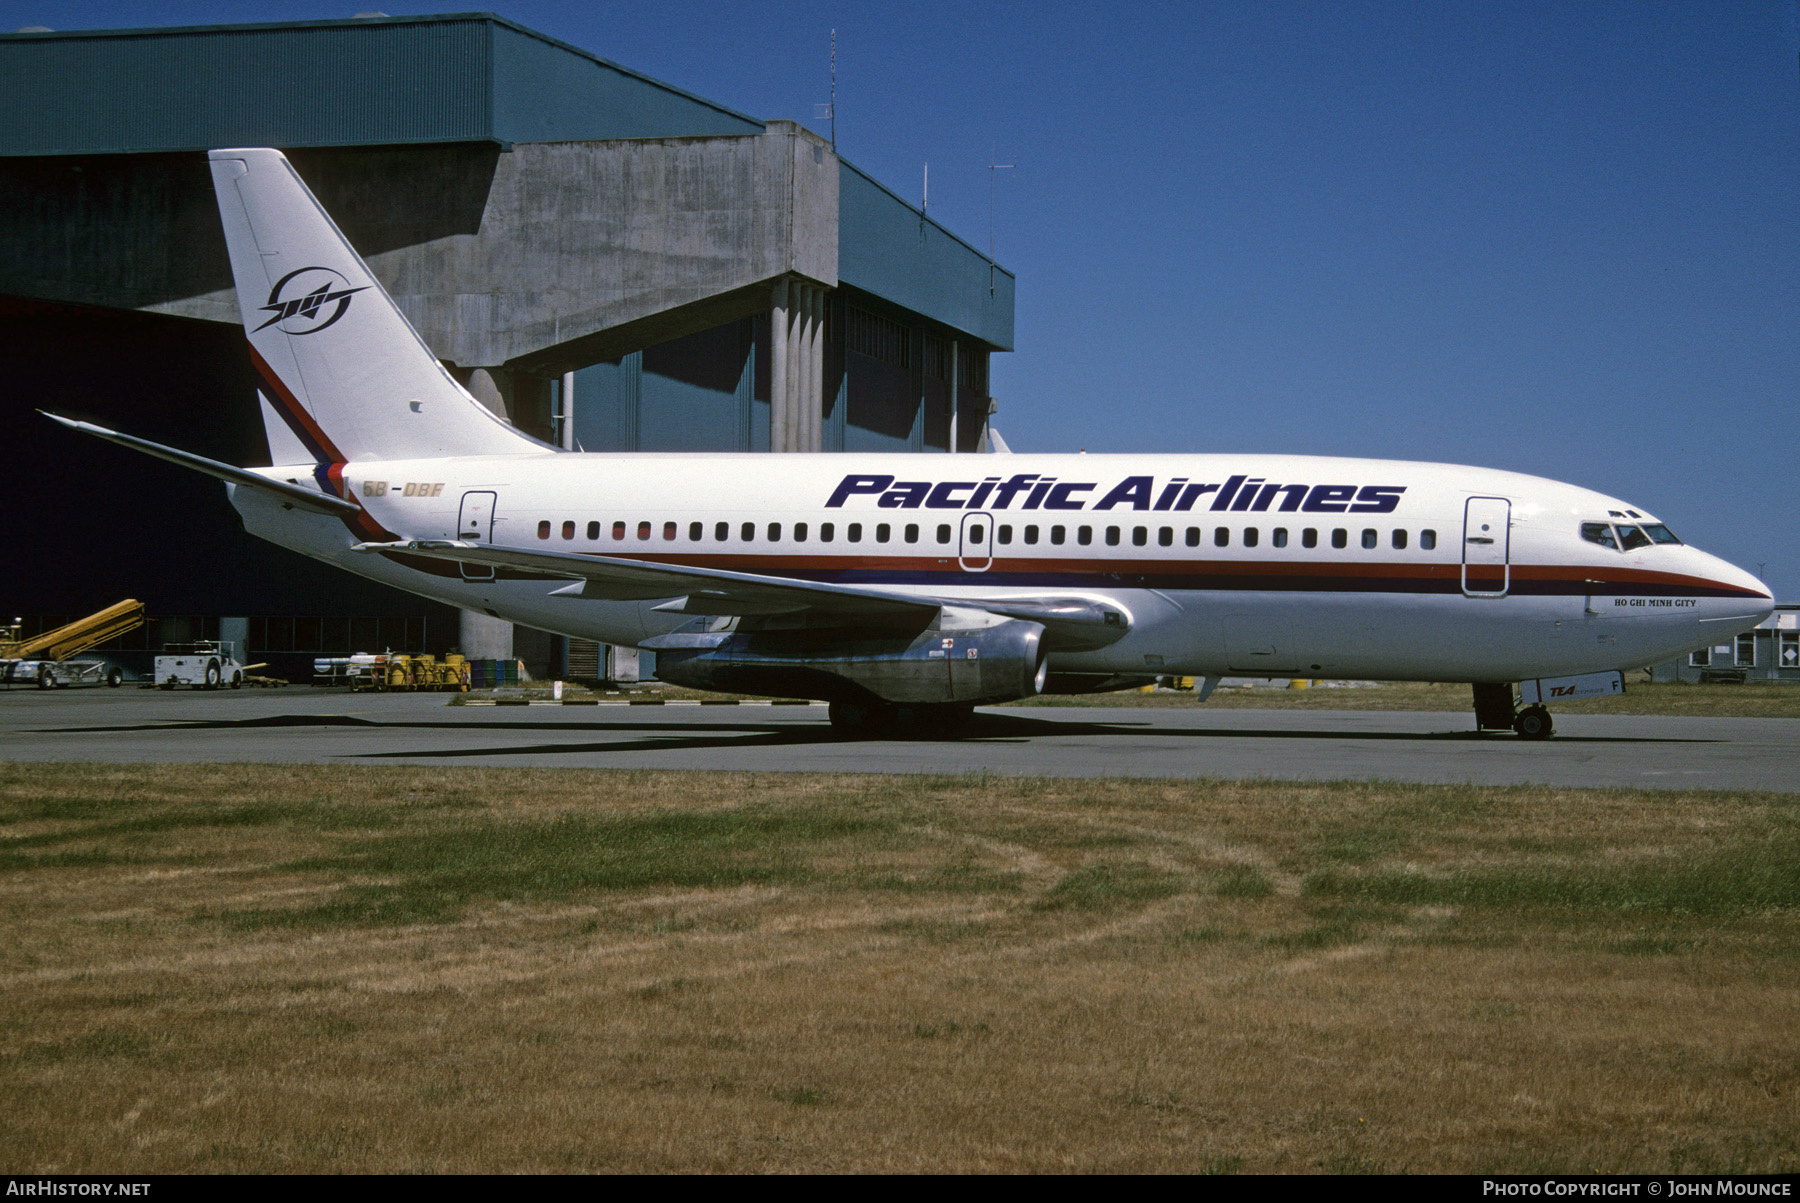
[0,12,1013,348]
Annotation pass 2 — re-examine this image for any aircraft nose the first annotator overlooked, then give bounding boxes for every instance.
[1701,550,1774,622]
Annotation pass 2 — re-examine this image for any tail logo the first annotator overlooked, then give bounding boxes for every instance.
[254,267,369,336]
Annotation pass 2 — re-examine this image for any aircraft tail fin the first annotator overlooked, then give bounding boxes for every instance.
[208,148,545,463]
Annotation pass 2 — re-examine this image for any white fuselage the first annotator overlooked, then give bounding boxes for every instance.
[232,451,1772,684]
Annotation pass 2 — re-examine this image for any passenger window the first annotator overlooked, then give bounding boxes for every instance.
[1051,525,1066,545]
[877,523,890,543]
[849,523,863,543]
[1105,526,1120,547]
[1024,525,1039,545]
[767,522,781,542]
[1392,529,1407,550]
[1078,526,1093,546]
[562,520,575,540]
[1332,529,1347,549]
[1186,527,1200,547]
[794,522,808,542]
[587,521,600,540]
[1214,527,1229,547]
[741,522,755,542]
[1618,525,1652,551]
[537,520,551,540]
[1361,529,1377,549]
[714,521,728,541]
[1421,529,1437,550]
[613,520,626,540]
[997,525,1013,545]
[1273,528,1288,548]
[1302,528,1318,549]
[821,523,834,542]
[1581,522,1619,550]
[664,521,677,541]
[1158,526,1172,547]
[638,521,651,540]
[967,525,984,544]
[904,524,919,544]
[1243,527,1259,548]
[1132,526,1147,547]
[937,524,952,544]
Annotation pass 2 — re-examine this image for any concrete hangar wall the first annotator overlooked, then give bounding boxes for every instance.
[0,12,1016,681]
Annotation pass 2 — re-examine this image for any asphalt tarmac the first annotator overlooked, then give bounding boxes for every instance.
[2,687,1794,791]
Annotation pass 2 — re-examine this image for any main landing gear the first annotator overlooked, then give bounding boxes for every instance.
[1471,683,1555,740]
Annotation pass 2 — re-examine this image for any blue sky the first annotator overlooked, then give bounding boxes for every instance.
[7,1,1798,596]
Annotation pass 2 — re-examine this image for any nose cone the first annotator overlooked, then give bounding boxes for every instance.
[1698,549,1775,624]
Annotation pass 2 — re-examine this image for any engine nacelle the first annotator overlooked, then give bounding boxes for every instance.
[656,618,1048,705]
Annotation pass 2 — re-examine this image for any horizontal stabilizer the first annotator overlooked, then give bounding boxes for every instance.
[43,412,363,518]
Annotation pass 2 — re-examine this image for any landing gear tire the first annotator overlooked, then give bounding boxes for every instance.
[1513,705,1553,740]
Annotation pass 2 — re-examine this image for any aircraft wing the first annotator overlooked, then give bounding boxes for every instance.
[358,539,939,619]
[355,539,1128,649]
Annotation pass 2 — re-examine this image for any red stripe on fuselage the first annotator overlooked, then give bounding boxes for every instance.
[517,548,1756,594]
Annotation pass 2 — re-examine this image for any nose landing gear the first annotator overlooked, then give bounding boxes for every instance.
[1472,683,1555,739]
[1512,704,1554,739]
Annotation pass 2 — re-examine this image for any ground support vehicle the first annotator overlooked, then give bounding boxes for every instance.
[0,659,124,688]
[154,641,248,690]
[312,652,470,691]
[1,600,144,689]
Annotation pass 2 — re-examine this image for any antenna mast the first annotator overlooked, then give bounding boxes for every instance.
[988,147,1014,294]
[813,30,837,151]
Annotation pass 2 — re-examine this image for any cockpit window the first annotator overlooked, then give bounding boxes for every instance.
[1581,522,1619,550]
[1643,524,1681,545]
[1617,525,1653,551]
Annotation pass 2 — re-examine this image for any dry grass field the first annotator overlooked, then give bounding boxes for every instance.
[2,763,1798,1174]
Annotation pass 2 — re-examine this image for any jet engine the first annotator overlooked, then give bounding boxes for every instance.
[654,616,1048,706]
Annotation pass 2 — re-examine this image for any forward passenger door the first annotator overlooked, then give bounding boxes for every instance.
[1461,497,1510,598]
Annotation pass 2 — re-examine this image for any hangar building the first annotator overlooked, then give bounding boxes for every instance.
[0,12,1015,681]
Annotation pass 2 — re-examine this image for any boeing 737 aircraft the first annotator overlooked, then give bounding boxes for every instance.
[49,148,1775,737]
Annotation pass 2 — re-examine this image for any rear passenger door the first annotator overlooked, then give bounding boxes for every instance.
[458,491,497,582]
